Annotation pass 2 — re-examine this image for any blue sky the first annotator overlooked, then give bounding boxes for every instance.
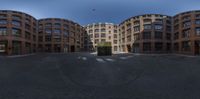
[0,0,200,25]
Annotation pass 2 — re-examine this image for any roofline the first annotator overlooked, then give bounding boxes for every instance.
[119,14,172,26]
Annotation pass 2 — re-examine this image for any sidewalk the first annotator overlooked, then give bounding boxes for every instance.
[6,53,35,58]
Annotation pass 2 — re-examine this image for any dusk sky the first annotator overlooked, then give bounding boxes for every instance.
[0,0,200,25]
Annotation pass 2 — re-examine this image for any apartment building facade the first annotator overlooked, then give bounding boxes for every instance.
[173,10,200,55]
[85,23,119,53]
[38,18,85,53]
[118,14,172,53]
[1,10,200,55]
[0,10,37,55]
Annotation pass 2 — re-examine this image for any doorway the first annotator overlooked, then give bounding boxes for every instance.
[195,41,200,55]
[126,45,131,52]
[70,45,75,52]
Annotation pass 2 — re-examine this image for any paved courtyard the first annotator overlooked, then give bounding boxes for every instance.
[0,53,200,99]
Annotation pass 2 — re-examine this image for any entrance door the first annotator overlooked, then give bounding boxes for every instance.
[12,41,21,55]
[70,45,75,52]
[133,43,139,53]
[195,41,200,55]
[127,45,131,52]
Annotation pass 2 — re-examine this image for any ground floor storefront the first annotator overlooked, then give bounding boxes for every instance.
[0,40,35,55]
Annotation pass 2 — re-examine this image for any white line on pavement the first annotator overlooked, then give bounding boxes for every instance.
[77,56,81,59]
[127,56,133,58]
[82,57,87,61]
[120,57,128,60]
[105,58,115,62]
[96,58,106,63]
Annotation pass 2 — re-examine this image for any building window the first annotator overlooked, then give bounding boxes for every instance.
[144,24,151,30]
[0,14,7,18]
[63,24,69,29]
[166,33,171,40]
[63,31,69,37]
[39,36,43,42]
[0,28,7,36]
[45,29,52,34]
[114,46,118,51]
[154,25,163,30]
[134,34,140,40]
[45,36,51,42]
[143,43,151,51]
[89,30,93,33]
[45,23,52,27]
[127,36,131,42]
[196,14,200,18]
[0,20,7,25]
[95,29,99,32]
[94,24,99,27]
[155,43,163,51]
[134,26,140,32]
[134,21,140,25]
[12,28,21,37]
[114,34,117,38]
[182,29,190,38]
[154,32,163,39]
[25,18,30,24]
[54,29,61,35]
[89,34,93,38]
[25,24,31,30]
[70,32,75,37]
[54,23,61,28]
[32,35,35,41]
[95,34,99,38]
[108,36,111,40]
[182,21,191,28]
[101,39,106,42]
[166,26,171,32]
[182,16,190,21]
[155,19,163,24]
[12,15,21,20]
[114,40,118,44]
[143,32,151,39]
[54,36,61,42]
[94,39,99,44]
[174,32,179,40]
[174,43,179,51]
[101,33,106,37]
[89,25,93,28]
[166,43,171,51]
[143,19,151,23]
[12,20,21,27]
[39,24,43,30]
[174,24,179,31]
[196,27,200,36]
[101,28,106,32]
[101,24,106,27]
[182,41,191,51]
[195,20,200,25]
[114,30,118,33]
[25,32,31,40]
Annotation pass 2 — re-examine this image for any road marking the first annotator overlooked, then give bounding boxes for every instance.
[77,56,81,59]
[82,57,87,61]
[120,56,133,60]
[105,58,115,62]
[96,58,106,63]
[120,57,128,60]
[127,56,133,58]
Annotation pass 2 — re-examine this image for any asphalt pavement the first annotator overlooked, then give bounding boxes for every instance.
[0,53,200,99]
